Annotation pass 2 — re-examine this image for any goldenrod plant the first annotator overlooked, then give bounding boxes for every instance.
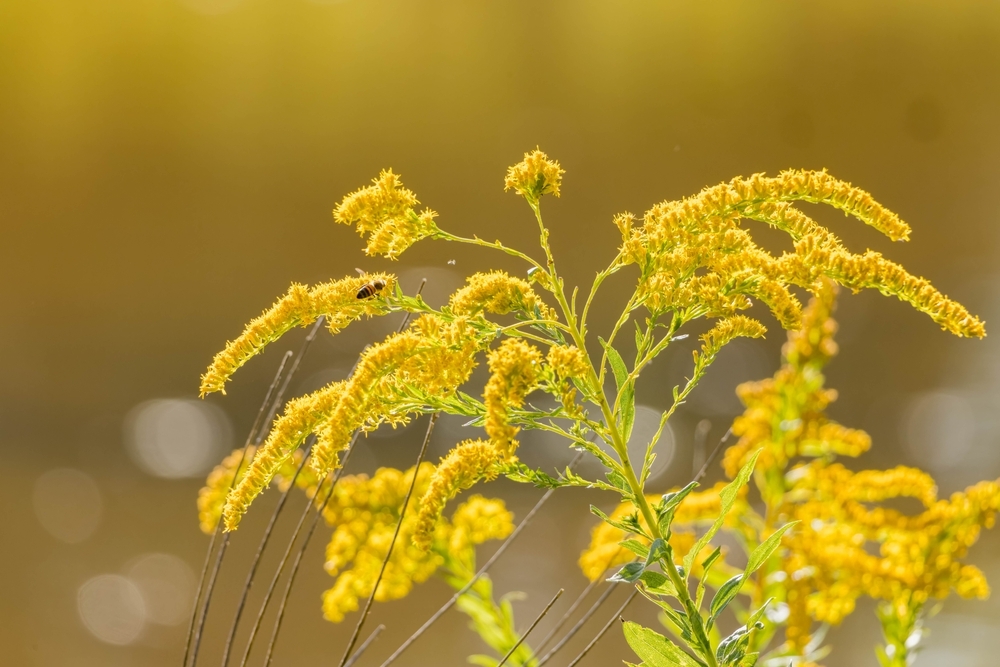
[197,149,986,666]
[581,282,999,666]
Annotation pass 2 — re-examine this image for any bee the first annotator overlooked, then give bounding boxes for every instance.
[355,270,386,299]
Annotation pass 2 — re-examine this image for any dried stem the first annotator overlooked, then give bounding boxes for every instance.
[337,413,439,667]
[378,458,576,667]
[219,437,315,666]
[185,349,293,667]
[496,588,564,667]
[535,582,617,666]
[343,625,385,667]
[535,547,624,654]
[257,288,426,666]
[533,577,601,653]
[694,427,732,485]
[565,589,638,667]
[256,432,361,667]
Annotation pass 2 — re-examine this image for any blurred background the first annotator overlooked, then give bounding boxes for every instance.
[2,0,1000,665]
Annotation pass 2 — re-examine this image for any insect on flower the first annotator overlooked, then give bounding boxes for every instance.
[355,268,387,299]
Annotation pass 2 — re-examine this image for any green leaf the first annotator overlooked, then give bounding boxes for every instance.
[599,336,637,441]
[638,570,670,590]
[619,539,650,559]
[682,449,761,577]
[701,546,723,572]
[709,574,744,622]
[622,621,702,667]
[655,482,698,536]
[716,600,771,666]
[607,470,631,495]
[743,522,797,578]
[609,562,646,583]
[621,381,637,443]
[600,337,629,391]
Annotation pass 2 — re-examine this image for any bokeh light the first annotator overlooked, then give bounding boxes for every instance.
[126,553,195,627]
[32,468,102,544]
[124,398,232,479]
[77,574,146,646]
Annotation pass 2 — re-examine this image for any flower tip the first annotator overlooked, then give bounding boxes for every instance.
[504,148,564,202]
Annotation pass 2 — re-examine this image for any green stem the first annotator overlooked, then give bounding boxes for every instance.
[527,201,717,666]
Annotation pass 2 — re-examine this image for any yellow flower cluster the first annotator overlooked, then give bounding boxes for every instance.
[717,286,999,655]
[620,170,984,338]
[220,314,488,532]
[198,445,317,534]
[781,471,1000,651]
[483,339,543,458]
[322,465,513,623]
[412,439,504,550]
[333,169,440,259]
[199,274,394,396]
[722,281,869,481]
[504,148,564,202]
[198,446,254,534]
[413,338,547,549]
[449,270,557,321]
[692,315,767,371]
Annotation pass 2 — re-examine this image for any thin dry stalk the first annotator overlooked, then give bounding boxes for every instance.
[534,546,624,654]
[535,581,617,666]
[694,426,732,484]
[378,452,584,667]
[343,625,385,667]
[533,578,600,654]
[337,413,439,667]
[184,349,293,667]
[256,287,426,666]
[565,589,638,667]
[218,437,315,666]
[496,588,563,667]
[692,419,712,478]
[256,433,361,667]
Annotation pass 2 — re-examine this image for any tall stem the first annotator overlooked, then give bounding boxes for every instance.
[530,201,717,667]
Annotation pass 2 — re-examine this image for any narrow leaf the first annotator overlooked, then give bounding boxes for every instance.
[709,574,744,621]
[600,337,629,391]
[609,562,646,584]
[743,522,797,578]
[682,449,761,576]
[622,621,702,667]
[619,539,650,559]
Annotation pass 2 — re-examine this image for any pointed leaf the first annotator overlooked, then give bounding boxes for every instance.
[709,574,744,621]
[622,621,702,667]
[600,337,629,391]
[743,522,797,578]
[609,561,646,583]
[682,449,761,576]
[619,539,650,559]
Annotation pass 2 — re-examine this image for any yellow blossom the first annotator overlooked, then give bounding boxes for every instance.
[334,169,439,259]
[198,447,254,534]
[483,339,543,458]
[624,169,983,338]
[449,271,557,321]
[546,344,588,380]
[222,382,346,531]
[413,440,504,550]
[314,464,513,623]
[504,148,564,202]
[692,315,767,370]
[199,274,394,396]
